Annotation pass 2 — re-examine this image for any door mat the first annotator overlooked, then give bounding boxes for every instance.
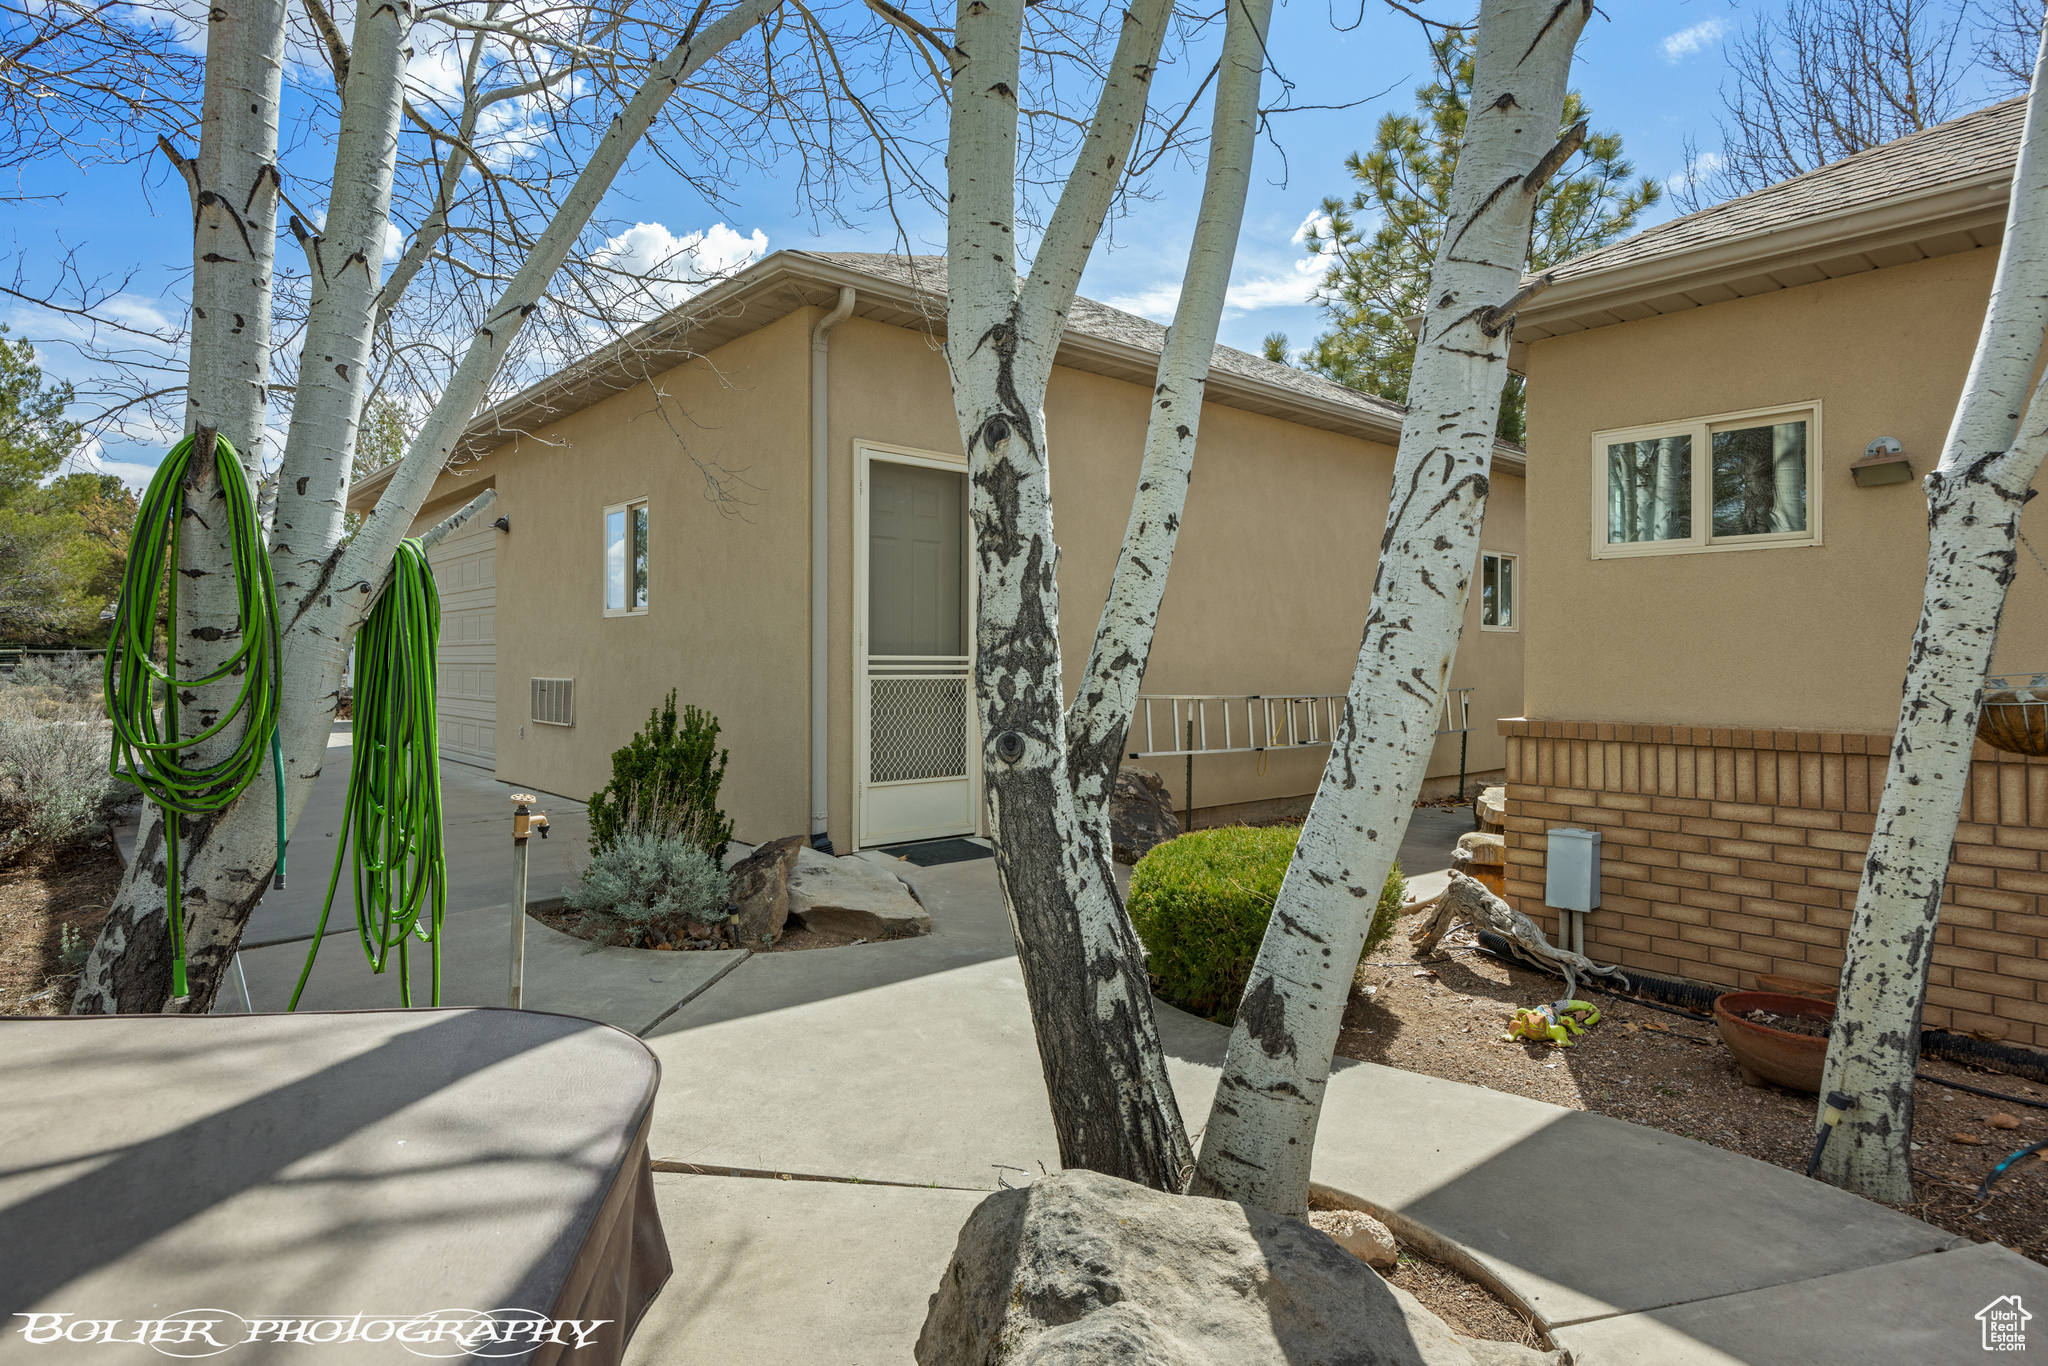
[877,838,995,867]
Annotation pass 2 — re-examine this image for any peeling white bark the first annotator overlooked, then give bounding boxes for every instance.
[74,0,289,1015]
[1816,20,2048,1202]
[1190,0,1592,1217]
[77,0,782,1013]
[947,0,1196,1188]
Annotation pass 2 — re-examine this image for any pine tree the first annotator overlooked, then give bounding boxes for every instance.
[0,327,128,644]
[1300,33,1659,442]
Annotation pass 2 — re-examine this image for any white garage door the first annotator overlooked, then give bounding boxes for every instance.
[429,517,496,767]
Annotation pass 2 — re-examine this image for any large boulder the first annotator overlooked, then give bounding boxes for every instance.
[787,847,930,939]
[915,1169,1566,1366]
[1110,766,1180,865]
[727,835,804,948]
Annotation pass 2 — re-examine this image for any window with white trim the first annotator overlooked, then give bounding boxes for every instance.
[1479,550,1517,631]
[604,499,648,615]
[1593,404,1821,558]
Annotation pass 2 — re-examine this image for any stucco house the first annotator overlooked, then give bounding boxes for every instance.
[350,251,1528,856]
[1505,97,2048,1047]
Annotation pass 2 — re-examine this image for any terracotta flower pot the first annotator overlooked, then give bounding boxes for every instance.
[1713,990,1835,1093]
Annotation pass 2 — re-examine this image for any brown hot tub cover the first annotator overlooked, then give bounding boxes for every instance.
[0,1008,670,1365]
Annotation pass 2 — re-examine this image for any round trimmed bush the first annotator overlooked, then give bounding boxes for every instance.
[1127,825,1406,1024]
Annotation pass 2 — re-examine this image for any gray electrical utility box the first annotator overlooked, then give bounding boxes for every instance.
[1545,828,1602,912]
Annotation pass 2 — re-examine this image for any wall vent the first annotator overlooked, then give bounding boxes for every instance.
[531,678,575,727]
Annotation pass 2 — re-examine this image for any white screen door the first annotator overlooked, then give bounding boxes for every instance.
[858,448,976,846]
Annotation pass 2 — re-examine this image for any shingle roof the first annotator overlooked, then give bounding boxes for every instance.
[795,251,1419,431]
[1549,97,2025,287]
[352,247,1524,512]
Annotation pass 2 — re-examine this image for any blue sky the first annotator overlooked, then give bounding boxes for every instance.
[1,2,2019,486]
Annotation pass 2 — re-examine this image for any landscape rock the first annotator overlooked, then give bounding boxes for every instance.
[915,1168,1567,1366]
[788,847,930,939]
[1455,831,1505,867]
[1110,766,1180,864]
[727,835,803,948]
[1307,1207,1400,1270]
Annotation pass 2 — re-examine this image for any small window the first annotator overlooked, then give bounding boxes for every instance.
[1593,404,1821,558]
[1480,551,1517,631]
[604,499,648,615]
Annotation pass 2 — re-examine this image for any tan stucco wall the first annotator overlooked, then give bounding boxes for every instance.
[390,304,1526,849]
[403,308,815,844]
[1522,246,2048,734]
[827,315,1524,832]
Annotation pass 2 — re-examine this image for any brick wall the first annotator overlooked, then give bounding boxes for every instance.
[1499,719,2048,1049]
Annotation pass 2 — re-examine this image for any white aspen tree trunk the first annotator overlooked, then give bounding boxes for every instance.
[1772,424,1804,533]
[272,0,412,623]
[76,0,782,1013]
[1815,21,2048,1202]
[1064,0,1275,846]
[73,0,289,1015]
[1609,451,1626,541]
[1652,438,1683,541]
[946,0,1198,1188]
[1189,0,1592,1217]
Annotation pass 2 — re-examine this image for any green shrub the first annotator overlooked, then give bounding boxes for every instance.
[0,679,118,865]
[10,651,101,702]
[566,831,730,946]
[1127,825,1406,1025]
[588,691,734,861]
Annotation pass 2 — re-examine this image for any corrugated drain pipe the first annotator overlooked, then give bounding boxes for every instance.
[810,287,856,854]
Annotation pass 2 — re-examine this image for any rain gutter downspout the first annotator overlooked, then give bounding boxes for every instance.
[810,287,856,853]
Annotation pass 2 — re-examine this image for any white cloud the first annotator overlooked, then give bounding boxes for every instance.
[1660,17,1730,63]
[1291,208,1334,248]
[1667,151,1725,195]
[384,221,406,263]
[1100,283,1182,322]
[591,221,770,315]
[65,437,163,495]
[1224,274,1317,312]
[1103,211,1331,322]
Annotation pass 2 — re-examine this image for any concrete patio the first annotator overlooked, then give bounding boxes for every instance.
[154,742,2048,1362]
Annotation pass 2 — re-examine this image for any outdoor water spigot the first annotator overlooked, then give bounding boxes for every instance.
[512,793,537,841]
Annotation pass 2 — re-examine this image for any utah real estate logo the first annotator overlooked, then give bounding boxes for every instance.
[1979,1295,2032,1352]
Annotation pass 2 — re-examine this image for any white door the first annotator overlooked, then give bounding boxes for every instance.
[857,447,976,846]
[429,516,496,767]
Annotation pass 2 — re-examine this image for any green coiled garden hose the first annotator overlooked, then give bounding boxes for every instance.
[289,538,447,1008]
[104,431,286,1003]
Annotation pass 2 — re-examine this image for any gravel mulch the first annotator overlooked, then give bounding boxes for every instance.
[1386,1251,1542,1348]
[1335,911,2048,1266]
[0,837,122,1014]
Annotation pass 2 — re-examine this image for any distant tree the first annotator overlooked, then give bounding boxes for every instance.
[1976,0,2048,93]
[0,327,81,498]
[1299,32,1658,443]
[1676,0,1968,211]
[1260,332,1290,364]
[0,473,135,642]
[340,397,413,538]
[0,330,124,643]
